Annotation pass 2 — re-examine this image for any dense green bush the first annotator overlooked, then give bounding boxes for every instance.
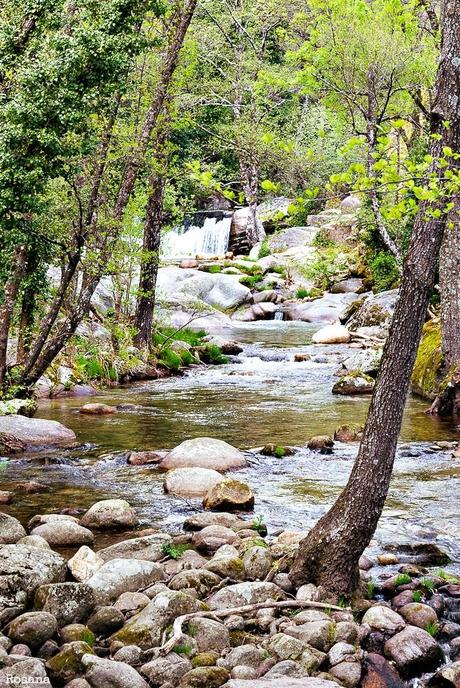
[369,252,400,292]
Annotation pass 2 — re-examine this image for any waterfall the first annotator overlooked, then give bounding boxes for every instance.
[162,211,232,259]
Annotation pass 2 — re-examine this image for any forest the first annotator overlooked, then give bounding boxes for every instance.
[0,0,459,686]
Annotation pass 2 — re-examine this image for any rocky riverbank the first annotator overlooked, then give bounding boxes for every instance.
[0,495,459,687]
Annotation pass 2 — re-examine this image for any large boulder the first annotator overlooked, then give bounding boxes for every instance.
[46,641,95,683]
[341,348,382,376]
[362,606,405,634]
[0,658,50,685]
[164,467,222,497]
[0,544,66,623]
[160,437,247,471]
[207,582,285,610]
[141,653,193,685]
[384,626,443,677]
[0,513,26,544]
[0,415,76,453]
[203,479,254,511]
[7,611,58,648]
[110,589,205,649]
[81,499,138,530]
[347,290,398,335]
[156,268,250,311]
[31,520,94,547]
[68,546,104,583]
[34,582,95,627]
[82,654,149,688]
[98,533,171,563]
[286,293,361,324]
[269,227,317,252]
[86,559,165,604]
[332,372,375,395]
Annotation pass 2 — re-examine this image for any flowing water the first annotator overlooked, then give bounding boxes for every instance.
[161,211,232,258]
[1,321,459,569]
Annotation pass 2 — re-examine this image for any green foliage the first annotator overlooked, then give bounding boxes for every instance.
[424,622,439,638]
[258,239,271,259]
[412,590,423,603]
[239,274,264,288]
[366,580,376,600]
[299,246,355,290]
[159,348,183,371]
[202,344,228,365]
[437,570,460,584]
[421,577,435,593]
[153,327,206,349]
[368,252,400,292]
[296,287,311,299]
[394,573,411,587]
[207,264,222,273]
[251,515,266,534]
[173,643,194,656]
[274,445,286,458]
[161,542,189,560]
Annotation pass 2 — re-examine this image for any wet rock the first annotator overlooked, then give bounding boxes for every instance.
[400,603,438,629]
[86,558,165,604]
[307,435,334,451]
[428,660,460,687]
[179,666,230,687]
[34,583,95,627]
[17,480,50,493]
[242,546,272,580]
[79,403,117,415]
[362,652,404,688]
[0,415,76,453]
[0,544,66,624]
[46,641,94,683]
[68,546,104,583]
[0,513,26,544]
[332,372,375,395]
[160,437,247,472]
[81,499,138,530]
[342,348,382,376]
[184,512,246,531]
[31,521,94,547]
[312,323,351,344]
[378,553,399,565]
[284,620,336,652]
[0,658,50,685]
[335,424,364,442]
[59,624,95,646]
[110,590,205,649]
[362,606,405,635]
[28,513,80,529]
[141,652,193,684]
[203,479,254,511]
[98,533,171,563]
[192,526,237,553]
[169,569,222,598]
[7,611,58,648]
[165,468,222,497]
[294,353,311,362]
[207,582,285,610]
[0,492,13,505]
[185,618,230,653]
[87,607,125,636]
[82,654,149,688]
[384,625,443,677]
[128,451,164,465]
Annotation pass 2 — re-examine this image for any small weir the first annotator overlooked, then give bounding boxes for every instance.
[162,210,233,258]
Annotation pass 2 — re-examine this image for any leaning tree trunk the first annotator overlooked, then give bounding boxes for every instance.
[289,0,460,597]
[0,245,27,386]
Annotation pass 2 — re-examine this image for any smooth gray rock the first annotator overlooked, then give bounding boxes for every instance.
[0,514,26,545]
[86,559,165,604]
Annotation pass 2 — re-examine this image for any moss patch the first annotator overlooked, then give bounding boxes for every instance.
[411,321,444,400]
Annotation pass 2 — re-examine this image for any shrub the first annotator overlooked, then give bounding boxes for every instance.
[369,251,400,292]
[207,264,222,273]
[296,287,311,299]
[159,348,182,371]
[200,344,228,365]
[153,327,206,348]
[258,239,271,259]
[240,274,263,288]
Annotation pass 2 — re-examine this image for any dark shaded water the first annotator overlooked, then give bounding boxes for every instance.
[1,321,459,568]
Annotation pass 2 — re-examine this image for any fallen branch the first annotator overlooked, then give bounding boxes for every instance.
[152,599,350,658]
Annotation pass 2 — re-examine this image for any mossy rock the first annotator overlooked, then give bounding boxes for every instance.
[411,321,444,400]
[191,651,220,667]
[46,641,94,683]
[229,629,263,647]
[179,666,230,687]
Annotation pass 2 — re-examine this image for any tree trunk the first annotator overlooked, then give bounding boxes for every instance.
[0,245,27,386]
[133,138,167,351]
[289,0,460,597]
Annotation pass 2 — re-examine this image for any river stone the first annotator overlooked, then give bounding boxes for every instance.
[329,659,362,688]
[184,512,246,530]
[81,499,138,530]
[161,437,247,472]
[223,645,264,669]
[222,678,339,687]
[169,569,222,598]
[86,559,165,605]
[81,654,149,688]
[0,513,26,544]
[399,603,438,629]
[68,546,104,582]
[112,644,143,665]
[331,277,364,294]
[428,660,460,687]
[0,544,66,623]
[242,546,272,580]
[128,450,165,465]
[141,652,193,684]
[31,520,94,547]
[46,641,95,683]
[347,290,398,334]
[179,666,230,687]
[0,415,76,452]
[60,624,96,645]
[87,606,125,636]
[7,611,58,648]
[284,620,336,652]
[204,554,245,580]
[34,583,95,627]
[312,323,351,344]
[185,618,230,653]
[28,512,80,529]
[335,424,364,442]
[192,525,238,552]
[342,348,382,375]
[98,533,171,563]
[384,625,443,676]
[362,606,405,634]
[165,468,222,497]
[79,403,117,415]
[362,652,404,688]
[110,590,206,649]
[16,534,50,550]
[203,479,254,511]
[332,372,375,395]
[207,582,285,610]
[0,658,50,684]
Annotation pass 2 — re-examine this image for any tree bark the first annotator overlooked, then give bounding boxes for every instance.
[0,245,27,386]
[289,0,460,597]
